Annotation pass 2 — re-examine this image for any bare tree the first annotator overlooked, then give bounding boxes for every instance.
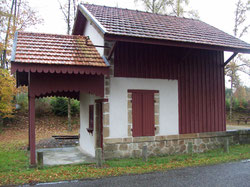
[225,0,250,121]
[58,0,78,131]
[0,0,43,68]
[135,0,199,18]
[134,0,173,14]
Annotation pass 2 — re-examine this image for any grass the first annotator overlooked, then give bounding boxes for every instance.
[226,111,250,126]
[0,143,249,186]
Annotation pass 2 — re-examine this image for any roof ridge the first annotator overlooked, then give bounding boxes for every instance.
[82,3,200,22]
[18,31,87,38]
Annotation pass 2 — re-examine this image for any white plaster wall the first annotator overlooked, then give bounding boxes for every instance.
[84,20,104,56]
[79,93,97,156]
[109,78,179,138]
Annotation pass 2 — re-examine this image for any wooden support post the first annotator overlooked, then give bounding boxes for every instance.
[142,145,148,162]
[37,151,43,168]
[95,148,103,167]
[223,137,229,153]
[188,142,193,154]
[29,94,36,166]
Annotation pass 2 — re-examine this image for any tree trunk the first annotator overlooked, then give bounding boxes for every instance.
[2,0,15,68]
[229,72,234,122]
[67,0,72,132]
[68,98,72,131]
[152,0,155,13]
[67,0,71,35]
[176,0,180,16]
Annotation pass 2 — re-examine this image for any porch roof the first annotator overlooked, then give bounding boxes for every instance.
[11,32,108,98]
[12,32,107,67]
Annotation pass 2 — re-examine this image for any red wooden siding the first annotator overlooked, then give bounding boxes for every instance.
[178,50,226,134]
[114,42,178,79]
[131,90,156,137]
[115,42,226,134]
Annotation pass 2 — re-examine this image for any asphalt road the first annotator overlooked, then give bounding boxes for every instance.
[31,160,250,187]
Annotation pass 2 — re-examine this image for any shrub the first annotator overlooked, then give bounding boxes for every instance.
[35,97,51,117]
[0,69,16,122]
[71,99,80,116]
[225,98,230,111]
[50,97,79,117]
[16,92,28,113]
[238,99,248,112]
[233,98,240,111]
[50,97,68,116]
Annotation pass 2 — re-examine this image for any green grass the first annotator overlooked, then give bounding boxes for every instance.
[0,149,28,172]
[0,144,249,186]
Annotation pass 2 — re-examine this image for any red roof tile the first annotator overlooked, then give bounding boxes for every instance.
[13,32,107,67]
[83,4,250,51]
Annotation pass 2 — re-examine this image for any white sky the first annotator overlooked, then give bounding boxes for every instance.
[27,0,250,87]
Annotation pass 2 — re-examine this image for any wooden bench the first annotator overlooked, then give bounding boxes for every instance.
[237,117,250,125]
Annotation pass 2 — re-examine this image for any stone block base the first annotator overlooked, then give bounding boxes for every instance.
[103,129,250,159]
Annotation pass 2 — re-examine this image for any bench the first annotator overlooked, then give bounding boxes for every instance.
[237,117,250,125]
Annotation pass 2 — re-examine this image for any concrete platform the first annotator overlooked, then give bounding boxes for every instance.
[37,147,95,166]
[227,125,250,130]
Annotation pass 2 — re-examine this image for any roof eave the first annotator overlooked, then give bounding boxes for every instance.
[11,61,110,76]
[78,4,107,35]
[104,33,250,54]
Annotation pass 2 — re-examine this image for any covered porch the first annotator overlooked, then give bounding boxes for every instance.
[11,32,109,166]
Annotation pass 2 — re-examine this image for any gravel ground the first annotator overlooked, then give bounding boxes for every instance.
[36,138,79,149]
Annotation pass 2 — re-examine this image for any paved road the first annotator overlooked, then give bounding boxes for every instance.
[32,161,250,187]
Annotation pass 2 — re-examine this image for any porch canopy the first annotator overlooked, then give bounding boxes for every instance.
[11,32,109,166]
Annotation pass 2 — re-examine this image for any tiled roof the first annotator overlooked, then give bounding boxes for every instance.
[83,4,250,51]
[13,32,107,67]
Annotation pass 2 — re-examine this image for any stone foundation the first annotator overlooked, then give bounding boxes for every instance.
[103,129,250,159]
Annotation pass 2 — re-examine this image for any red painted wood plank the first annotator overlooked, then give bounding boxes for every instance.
[185,58,191,133]
[201,52,207,133]
[142,93,155,136]
[132,92,143,137]
[194,55,199,133]
[197,51,203,133]
[28,94,36,166]
[214,52,219,131]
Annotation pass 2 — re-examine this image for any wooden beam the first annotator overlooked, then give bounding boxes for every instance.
[108,42,117,60]
[28,93,36,166]
[95,98,108,103]
[104,34,250,54]
[223,52,238,67]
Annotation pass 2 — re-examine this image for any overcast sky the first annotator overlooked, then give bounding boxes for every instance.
[27,0,250,87]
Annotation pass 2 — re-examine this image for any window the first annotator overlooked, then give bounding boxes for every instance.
[87,105,94,134]
[128,90,158,137]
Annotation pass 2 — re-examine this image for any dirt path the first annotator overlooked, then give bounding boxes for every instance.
[0,113,80,146]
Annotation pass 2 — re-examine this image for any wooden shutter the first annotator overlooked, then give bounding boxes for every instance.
[132,92,143,137]
[142,92,155,136]
[130,90,156,137]
[89,105,94,130]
